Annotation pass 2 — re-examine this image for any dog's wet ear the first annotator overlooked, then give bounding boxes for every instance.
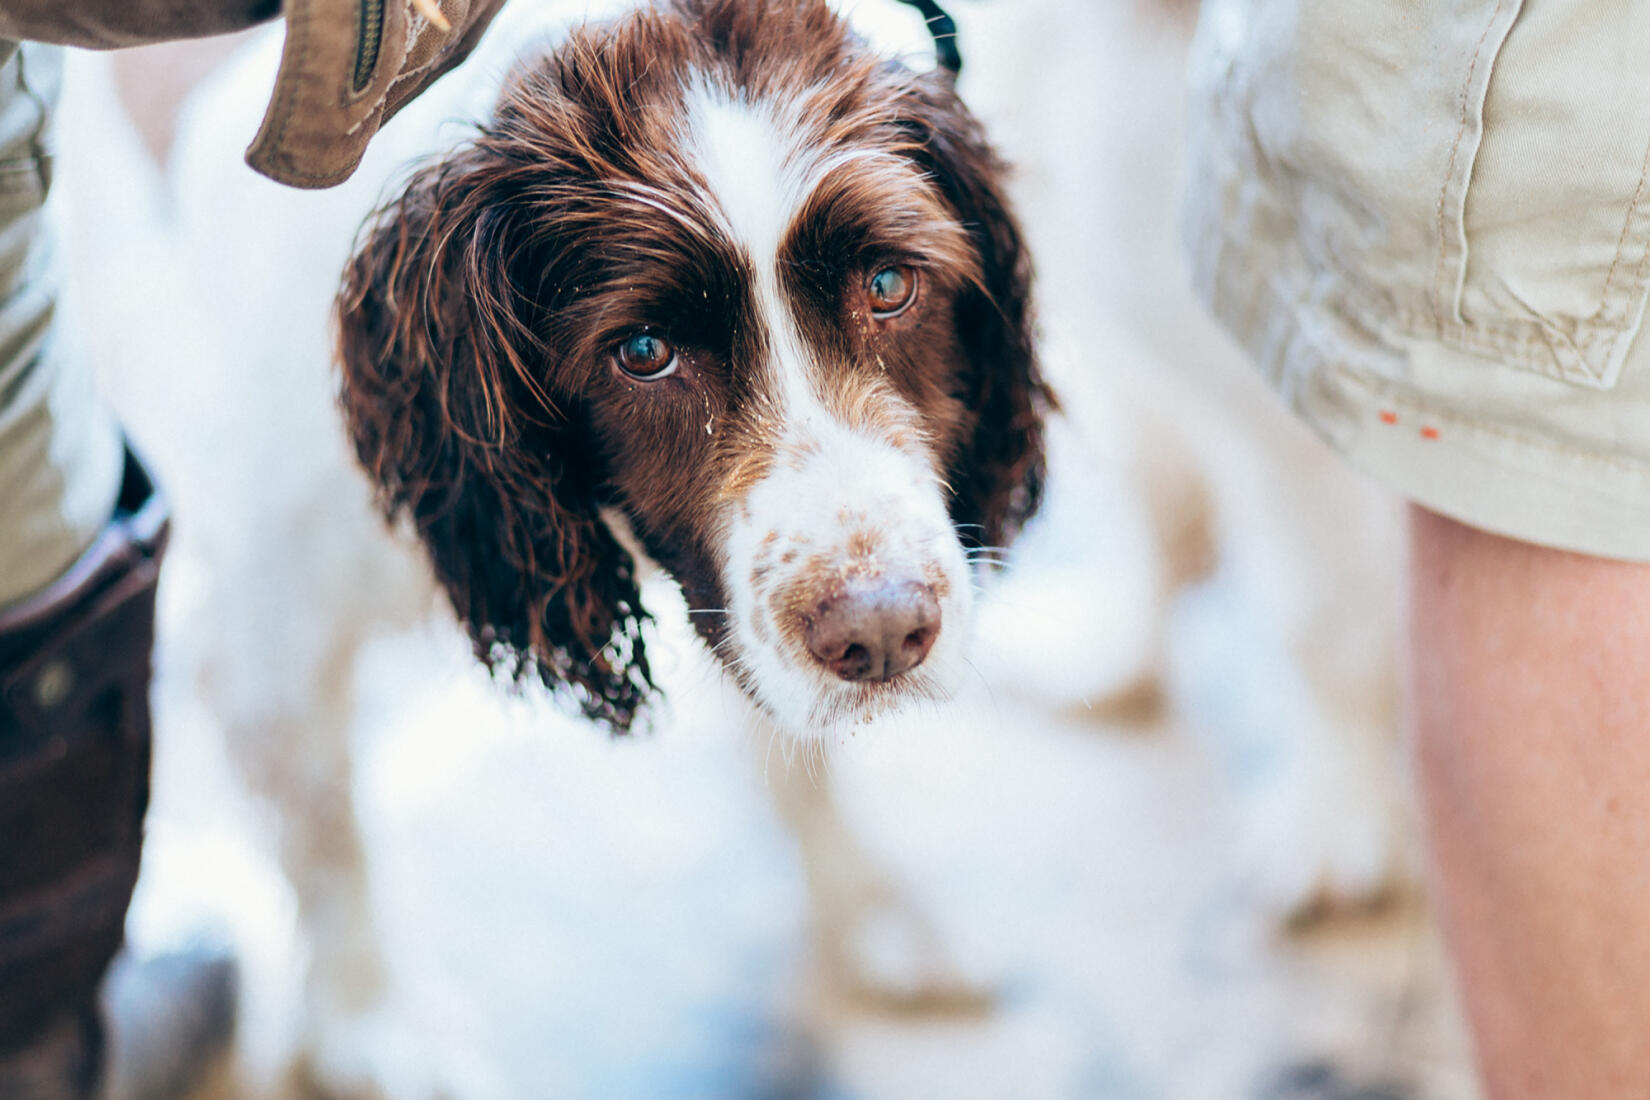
[899,72,1054,552]
[336,140,653,730]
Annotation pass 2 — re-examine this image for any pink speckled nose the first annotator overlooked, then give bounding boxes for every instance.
[802,578,941,682]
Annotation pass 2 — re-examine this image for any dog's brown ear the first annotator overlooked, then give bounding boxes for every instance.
[336,143,653,729]
[901,73,1053,552]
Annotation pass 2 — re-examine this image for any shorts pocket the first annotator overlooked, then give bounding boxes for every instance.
[1440,0,1650,390]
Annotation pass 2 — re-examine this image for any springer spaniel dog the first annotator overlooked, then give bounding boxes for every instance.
[335,0,1050,741]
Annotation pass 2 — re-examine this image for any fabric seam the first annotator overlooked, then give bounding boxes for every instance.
[1431,0,1506,328]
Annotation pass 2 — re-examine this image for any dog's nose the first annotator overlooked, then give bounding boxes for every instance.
[803,579,941,683]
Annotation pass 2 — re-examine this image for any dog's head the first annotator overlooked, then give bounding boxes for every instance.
[337,0,1049,735]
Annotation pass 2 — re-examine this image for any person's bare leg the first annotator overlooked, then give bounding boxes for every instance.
[1407,504,1650,1098]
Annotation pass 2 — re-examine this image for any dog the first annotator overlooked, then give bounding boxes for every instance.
[75,1,1051,1093]
[334,0,1051,744]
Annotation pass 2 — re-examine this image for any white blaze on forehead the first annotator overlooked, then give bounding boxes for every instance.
[679,77,932,430]
[680,77,922,257]
[681,80,809,276]
[681,78,822,419]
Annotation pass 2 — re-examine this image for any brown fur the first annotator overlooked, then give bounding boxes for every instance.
[336,0,1051,730]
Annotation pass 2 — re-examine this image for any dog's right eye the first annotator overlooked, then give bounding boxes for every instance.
[615,333,678,380]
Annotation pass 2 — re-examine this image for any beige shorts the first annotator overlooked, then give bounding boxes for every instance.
[1183,0,1650,562]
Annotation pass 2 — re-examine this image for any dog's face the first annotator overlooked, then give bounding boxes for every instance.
[338,0,1048,735]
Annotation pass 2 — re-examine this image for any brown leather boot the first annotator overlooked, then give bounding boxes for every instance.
[0,446,176,1099]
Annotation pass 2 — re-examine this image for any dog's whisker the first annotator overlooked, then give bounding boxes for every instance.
[803,737,823,784]
[961,655,998,712]
[763,722,781,786]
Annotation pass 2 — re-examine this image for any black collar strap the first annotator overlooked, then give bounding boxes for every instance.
[894,0,961,76]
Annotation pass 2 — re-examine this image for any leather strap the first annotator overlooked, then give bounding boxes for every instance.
[0,0,280,50]
[0,0,509,189]
[246,0,509,188]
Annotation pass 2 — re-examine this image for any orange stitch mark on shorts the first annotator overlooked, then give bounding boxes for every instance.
[1379,410,1399,425]
[1420,426,1441,441]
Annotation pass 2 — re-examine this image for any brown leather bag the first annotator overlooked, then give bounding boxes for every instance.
[0,0,509,188]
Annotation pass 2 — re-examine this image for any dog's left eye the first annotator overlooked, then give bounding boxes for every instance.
[867,265,917,317]
[615,333,678,380]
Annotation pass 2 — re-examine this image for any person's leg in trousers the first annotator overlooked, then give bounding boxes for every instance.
[1408,505,1650,1098]
[0,41,232,1100]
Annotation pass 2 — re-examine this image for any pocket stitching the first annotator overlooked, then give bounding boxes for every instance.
[1587,129,1650,329]
[1432,0,1511,329]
